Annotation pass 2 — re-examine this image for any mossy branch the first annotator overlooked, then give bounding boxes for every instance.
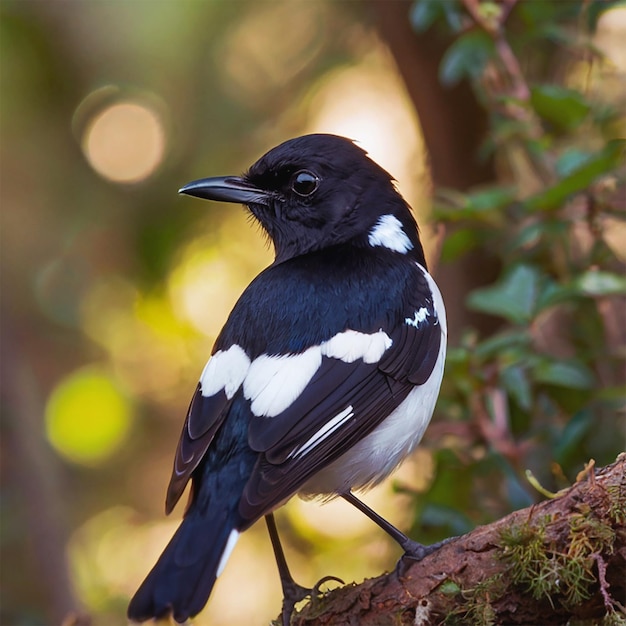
[287,455,626,626]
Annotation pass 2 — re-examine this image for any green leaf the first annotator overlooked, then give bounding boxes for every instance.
[475,330,531,360]
[533,359,594,389]
[556,148,593,177]
[465,186,517,213]
[467,264,541,324]
[574,270,626,296]
[535,281,576,312]
[501,364,533,411]
[446,346,471,364]
[597,384,626,402]
[439,30,494,86]
[517,0,579,27]
[554,410,593,465]
[525,140,625,212]
[440,228,478,262]
[410,0,442,33]
[531,84,591,132]
[440,0,463,32]
[439,580,462,595]
[512,219,568,251]
[498,456,535,509]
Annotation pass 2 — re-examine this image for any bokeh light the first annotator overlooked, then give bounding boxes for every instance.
[80,276,194,402]
[69,507,179,610]
[218,1,327,104]
[595,6,626,70]
[167,217,272,338]
[45,367,132,465]
[81,98,166,183]
[307,58,426,211]
[168,244,242,337]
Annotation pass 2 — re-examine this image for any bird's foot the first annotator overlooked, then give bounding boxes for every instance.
[395,536,457,577]
[279,579,310,626]
[280,575,344,626]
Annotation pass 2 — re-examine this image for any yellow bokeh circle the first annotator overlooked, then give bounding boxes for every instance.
[45,368,132,465]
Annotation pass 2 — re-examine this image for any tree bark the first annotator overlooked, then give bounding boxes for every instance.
[289,456,626,625]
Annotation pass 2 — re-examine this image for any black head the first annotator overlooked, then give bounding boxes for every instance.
[180,134,425,265]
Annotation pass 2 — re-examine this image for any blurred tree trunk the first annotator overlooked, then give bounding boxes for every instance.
[0,312,83,625]
[365,0,500,343]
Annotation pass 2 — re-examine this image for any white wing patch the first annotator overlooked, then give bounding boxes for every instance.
[368,214,413,254]
[289,405,354,459]
[405,307,429,327]
[200,344,251,399]
[243,329,393,418]
[321,329,392,363]
[244,347,322,417]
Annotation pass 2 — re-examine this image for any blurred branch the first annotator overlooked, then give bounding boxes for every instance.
[461,0,554,186]
[289,456,626,625]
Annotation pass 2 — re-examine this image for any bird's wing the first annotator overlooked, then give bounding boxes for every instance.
[166,342,254,513]
[166,387,234,513]
[239,276,443,523]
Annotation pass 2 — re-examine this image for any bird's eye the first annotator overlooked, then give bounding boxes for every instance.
[291,170,319,197]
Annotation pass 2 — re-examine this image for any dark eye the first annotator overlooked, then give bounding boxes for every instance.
[291,170,319,197]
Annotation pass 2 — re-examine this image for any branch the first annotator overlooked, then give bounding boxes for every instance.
[288,456,626,625]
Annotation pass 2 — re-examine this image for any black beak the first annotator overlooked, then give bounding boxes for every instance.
[178,176,270,206]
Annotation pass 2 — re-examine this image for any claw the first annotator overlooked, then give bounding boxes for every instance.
[311,574,344,595]
[395,536,457,577]
[280,574,344,625]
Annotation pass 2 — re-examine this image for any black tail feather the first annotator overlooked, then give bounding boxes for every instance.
[128,511,237,623]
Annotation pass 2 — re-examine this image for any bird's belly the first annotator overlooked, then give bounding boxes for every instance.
[298,347,445,498]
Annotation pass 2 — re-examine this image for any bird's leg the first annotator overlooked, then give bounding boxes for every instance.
[341,491,453,565]
[265,513,309,625]
[265,514,343,626]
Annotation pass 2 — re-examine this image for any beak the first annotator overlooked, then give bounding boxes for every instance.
[178,176,270,206]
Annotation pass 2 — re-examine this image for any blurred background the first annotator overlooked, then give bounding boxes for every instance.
[1,1,624,625]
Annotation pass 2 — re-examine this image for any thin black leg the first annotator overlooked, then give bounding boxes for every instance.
[265,514,343,625]
[265,513,310,625]
[341,491,452,561]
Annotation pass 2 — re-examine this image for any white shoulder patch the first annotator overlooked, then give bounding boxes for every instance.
[244,346,322,417]
[200,344,251,399]
[321,329,392,364]
[368,214,413,254]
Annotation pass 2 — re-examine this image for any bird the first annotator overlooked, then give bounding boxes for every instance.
[127,133,447,625]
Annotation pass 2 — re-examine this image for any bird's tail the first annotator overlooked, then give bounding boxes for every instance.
[127,506,240,623]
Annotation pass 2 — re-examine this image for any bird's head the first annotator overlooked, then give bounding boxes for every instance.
[180,134,425,264]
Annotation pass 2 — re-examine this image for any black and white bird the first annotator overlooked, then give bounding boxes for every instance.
[128,134,447,624]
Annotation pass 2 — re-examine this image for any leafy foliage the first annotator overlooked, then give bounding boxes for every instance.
[410,0,626,537]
